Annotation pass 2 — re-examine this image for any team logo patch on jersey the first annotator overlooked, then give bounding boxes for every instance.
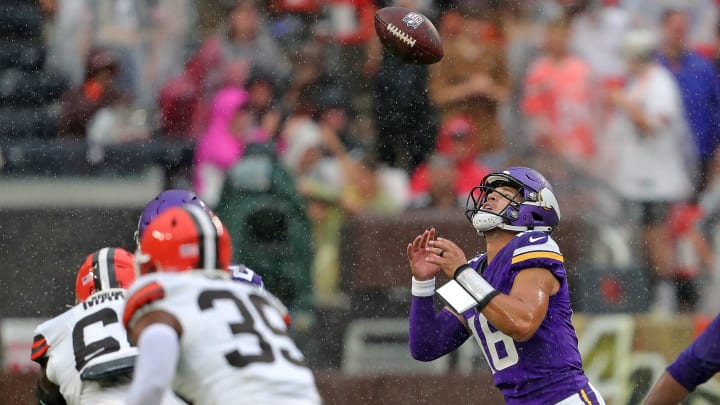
[403,12,424,29]
[179,243,199,258]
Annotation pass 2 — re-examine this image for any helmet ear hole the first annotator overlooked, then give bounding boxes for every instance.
[532,212,543,222]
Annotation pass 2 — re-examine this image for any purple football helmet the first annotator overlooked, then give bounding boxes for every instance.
[135,190,211,246]
[465,167,561,233]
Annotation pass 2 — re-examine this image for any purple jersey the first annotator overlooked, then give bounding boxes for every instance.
[465,231,589,404]
[667,314,720,391]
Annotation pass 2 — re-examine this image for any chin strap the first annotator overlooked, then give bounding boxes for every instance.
[497,223,552,232]
[472,212,504,232]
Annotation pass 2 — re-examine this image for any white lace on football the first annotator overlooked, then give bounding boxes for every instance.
[386,23,416,47]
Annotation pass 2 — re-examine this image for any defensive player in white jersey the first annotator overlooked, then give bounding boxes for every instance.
[123,205,321,405]
[30,247,185,405]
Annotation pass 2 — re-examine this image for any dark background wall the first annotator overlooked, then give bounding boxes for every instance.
[0,208,140,318]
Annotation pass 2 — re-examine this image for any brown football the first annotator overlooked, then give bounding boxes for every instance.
[374,7,443,65]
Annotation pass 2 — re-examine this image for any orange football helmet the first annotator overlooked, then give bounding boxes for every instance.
[75,247,137,303]
[136,205,232,274]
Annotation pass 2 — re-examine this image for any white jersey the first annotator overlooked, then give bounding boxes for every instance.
[31,289,186,405]
[124,270,322,405]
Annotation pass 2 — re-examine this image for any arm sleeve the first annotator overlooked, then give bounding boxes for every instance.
[667,315,720,391]
[408,295,470,361]
[126,323,180,405]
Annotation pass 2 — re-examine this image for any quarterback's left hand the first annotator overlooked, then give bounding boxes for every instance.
[426,238,468,278]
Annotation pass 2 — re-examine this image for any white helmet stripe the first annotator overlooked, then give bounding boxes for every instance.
[96,247,112,289]
[185,205,217,270]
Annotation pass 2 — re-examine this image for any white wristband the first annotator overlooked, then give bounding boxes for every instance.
[455,265,499,309]
[411,277,436,297]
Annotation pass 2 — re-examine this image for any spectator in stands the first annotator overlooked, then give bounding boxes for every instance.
[279,112,343,199]
[278,117,346,309]
[657,7,720,190]
[428,5,510,168]
[624,0,719,49]
[313,85,364,153]
[213,0,292,86]
[319,145,410,314]
[304,180,345,309]
[283,39,329,115]
[193,86,270,207]
[58,47,128,137]
[44,0,93,87]
[142,0,198,110]
[711,18,720,70]
[568,0,630,89]
[245,67,286,141]
[664,202,715,313]
[280,110,405,306]
[159,0,291,139]
[316,0,376,98]
[46,0,195,110]
[408,115,491,207]
[605,29,695,314]
[340,151,407,216]
[407,153,460,210]
[500,0,545,157]
[522,16,601,172]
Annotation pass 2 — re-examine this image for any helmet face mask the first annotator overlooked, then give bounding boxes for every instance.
[75,247,137,303]
[467,181,522,232]
[465,167,561,234]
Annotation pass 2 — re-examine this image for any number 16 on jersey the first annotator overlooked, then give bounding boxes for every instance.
[469,313,519,373]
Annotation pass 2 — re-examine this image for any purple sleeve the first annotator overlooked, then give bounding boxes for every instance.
[409,296,471,361]
[667,315,720,391]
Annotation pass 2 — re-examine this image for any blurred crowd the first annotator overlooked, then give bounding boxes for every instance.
[9,0,720,322]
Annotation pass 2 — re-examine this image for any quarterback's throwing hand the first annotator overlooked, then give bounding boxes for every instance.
[427,237,467,278]
[407,228,441,281]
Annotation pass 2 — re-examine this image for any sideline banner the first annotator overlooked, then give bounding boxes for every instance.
[574,313,719,405]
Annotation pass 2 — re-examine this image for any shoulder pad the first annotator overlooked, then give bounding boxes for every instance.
[123,280,165,331]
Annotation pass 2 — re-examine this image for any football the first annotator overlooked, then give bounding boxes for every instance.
[374,7,443,65]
